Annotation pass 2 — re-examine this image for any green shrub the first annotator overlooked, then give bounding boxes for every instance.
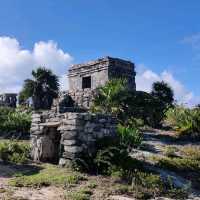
[92,79,170,128]
[66,188,92,200]
[0,141,30,164]
[72,136,143,176]
[117,124,143,150]
[0,107,31,135]
[165,106,200,137]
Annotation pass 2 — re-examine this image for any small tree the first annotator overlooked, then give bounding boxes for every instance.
[150,81,174,127]
[151,81,174,109]
[19,67,59,110]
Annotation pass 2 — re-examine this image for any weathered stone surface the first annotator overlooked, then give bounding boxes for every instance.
[62,140,78,146]
[68,57,136,109]
[61,131,78,140]
[64,145,83,153]
[59,158,73,167]
[31,111,117,165]
[0,93,17,108]
[62,151,79,159]
[30,57,128,165]
[58,125,83,131]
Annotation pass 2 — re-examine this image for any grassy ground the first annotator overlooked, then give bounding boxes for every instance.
[0,162,189,200]
[0,134,199,200]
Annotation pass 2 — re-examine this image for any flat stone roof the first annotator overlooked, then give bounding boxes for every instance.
[68,56,134,70]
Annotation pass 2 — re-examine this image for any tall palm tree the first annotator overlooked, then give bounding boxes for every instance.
[19,67,59,110]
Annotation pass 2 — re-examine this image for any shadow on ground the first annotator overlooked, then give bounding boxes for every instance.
[0,161,43,178]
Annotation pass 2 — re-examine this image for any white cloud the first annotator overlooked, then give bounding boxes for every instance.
[136,64,199,107]
[59,74,69,91]
[0,36,73,93]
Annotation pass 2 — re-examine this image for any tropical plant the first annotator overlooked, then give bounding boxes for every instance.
[0,141,30,164]
[165,106,200,137]
[19,67,59,110]
[92,79,170,127]
[0,107,31,136]
[117,124,143,150]
[91,79,128,118]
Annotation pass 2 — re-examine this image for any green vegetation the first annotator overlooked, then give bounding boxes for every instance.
[164,146,178,158]
[165,106,200,137]
[9,164,86,187]
[181,146,200,160]
[151,81,174,110]
[92,79,175,128]
[19,67,59,110]
[0,140,30,164]
[0,107,31,136]
[65,187,93,200]
[112,170,188,199]
[72,136,142,175]
[130,171,187,199]
[154,156,200,173]
[117,123,143,150]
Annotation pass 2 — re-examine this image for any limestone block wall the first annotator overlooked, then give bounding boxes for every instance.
[67,57,136,109]
[31,111,117,166]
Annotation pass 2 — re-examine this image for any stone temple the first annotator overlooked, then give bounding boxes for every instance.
[30,57,136,166]
[68,56,136,108]
[0,93,17,108]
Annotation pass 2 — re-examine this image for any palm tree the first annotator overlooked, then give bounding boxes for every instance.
[19,67,59,110]
[92,79,129,118]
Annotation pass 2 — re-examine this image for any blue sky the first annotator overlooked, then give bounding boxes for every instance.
[0,0,199,106]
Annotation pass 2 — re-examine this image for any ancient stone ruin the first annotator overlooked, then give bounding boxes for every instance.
[0,93,17,108]
[30,57,136,166]
[68,56,136,108]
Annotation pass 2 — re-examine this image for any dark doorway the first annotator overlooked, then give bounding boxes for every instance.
[42,127,62,164]
[82,76,91,89]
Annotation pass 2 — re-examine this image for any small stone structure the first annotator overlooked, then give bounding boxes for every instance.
[30,56,136,166]
[0,93,17,108]
[68,56,136,108]
[31,110,117,165]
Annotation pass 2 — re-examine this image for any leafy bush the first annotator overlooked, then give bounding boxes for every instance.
[117,124,143,150]
[0,106,31,136]
[92,79,171,128]
[165,106,200,137]
[72,136,143,177]
[0,141,30,164]
[66,187,92,200]
[91,79,128,117]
